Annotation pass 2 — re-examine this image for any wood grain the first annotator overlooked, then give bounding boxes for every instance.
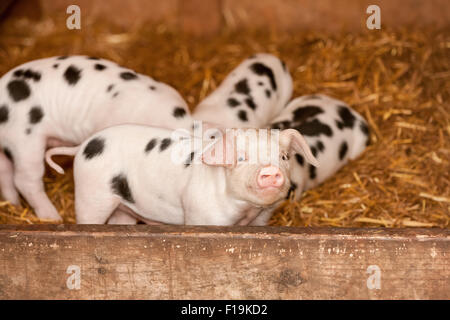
[0,225,448,299]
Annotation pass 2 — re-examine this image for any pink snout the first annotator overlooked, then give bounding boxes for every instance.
[257,166,285,189]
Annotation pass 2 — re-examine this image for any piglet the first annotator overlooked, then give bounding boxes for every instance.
[254,94,370,225]
[45,124,318,225]
[0,56,192,220]
[193,53,293,128]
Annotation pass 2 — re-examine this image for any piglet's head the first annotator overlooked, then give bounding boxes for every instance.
[201,128,319,206]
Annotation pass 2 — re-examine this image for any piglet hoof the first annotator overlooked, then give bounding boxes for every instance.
[35,207,63,223]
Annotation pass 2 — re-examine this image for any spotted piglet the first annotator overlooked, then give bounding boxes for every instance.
[0,56,192,220]
[193,53,293,128]
[254,94,370,225]
[45,124,319,225]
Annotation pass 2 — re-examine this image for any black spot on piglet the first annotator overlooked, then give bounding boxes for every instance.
[286,182,297,199]
[249,62,277,91]
[184,152,195,167]
[295,153,304,166]
[173,107,186,118]
[339,141,348,160]
[111,174,134,203]
[238,110,248,122]
[120,72,138,80]
[337,105,356,129]
[292,106,323,122]
[7,80,31,102]
[95,64,107,71]
[29,106,44,124]
[0,105,9,124]
[309,165,317,180]
[83,137,105,160]
[227,98,240,108]
[64,65,82,86]
[159,138,172,152]
[3,147,13,163]
[235,79,250,95]
[145,138,157,153]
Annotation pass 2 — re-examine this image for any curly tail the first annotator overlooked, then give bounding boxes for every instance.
[45,146,80,175]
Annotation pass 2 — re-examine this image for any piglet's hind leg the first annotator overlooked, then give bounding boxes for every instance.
[107,209,138,225]
[0,151,19,205]
[12,141,62,221]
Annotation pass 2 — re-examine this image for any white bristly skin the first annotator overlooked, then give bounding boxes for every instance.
[254,94,371,225]
[193,53,293,128]
[45,124,318,225]
[0,56,192,220]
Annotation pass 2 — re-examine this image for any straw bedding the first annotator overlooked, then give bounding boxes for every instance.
[0,17,448,227]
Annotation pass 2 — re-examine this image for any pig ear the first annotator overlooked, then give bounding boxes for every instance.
[201,132,236,167]
[280,129,320,167]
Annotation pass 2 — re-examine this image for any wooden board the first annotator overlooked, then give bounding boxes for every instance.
[0,225,448,299]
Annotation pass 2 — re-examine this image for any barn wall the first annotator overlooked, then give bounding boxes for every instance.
[1,0,449,36]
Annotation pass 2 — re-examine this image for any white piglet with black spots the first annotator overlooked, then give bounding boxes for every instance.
[253,94,370,225]
[193,53,293,128]
[0,56,192,221]
[45,124,319,225]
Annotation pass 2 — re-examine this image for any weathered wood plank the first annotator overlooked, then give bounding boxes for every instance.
[0,225,448,299]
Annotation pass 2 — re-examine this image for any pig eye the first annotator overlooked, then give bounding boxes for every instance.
[281,153,289,161]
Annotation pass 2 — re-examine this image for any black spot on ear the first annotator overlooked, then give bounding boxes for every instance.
[295,153,304,166]
[316,141,325,152]
[53,64,59,69]
[107,84,114,92]
[145,138,158,153]
[149,85,156,90]
[337,105,356,129]
[120,72,138,80]
[3,147,13,163]
[265,89,271,98]
[235,79,250,95]
[111,174,134,203]
[173,107,186,118]
[57,56,69,60]
[310,146,317,157]
[238,110,248,122]
[249,62,277,91]
[286,182,297,199]
[339,141,348,160]
[292,106,324,122]
[227,98,240,108]
[83,137,105,160]
[309,165,317,180]
[29,106,44,124]
[271,121,291,130]
[295,119,333,137]
[0,105,9,124]
[7,80,31,102]
[94,64,107,71]
[244,97,257,110]
[13,69,24,77]
[64,65,82,86]
[159,138,172,152]
[184,152,195,167]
